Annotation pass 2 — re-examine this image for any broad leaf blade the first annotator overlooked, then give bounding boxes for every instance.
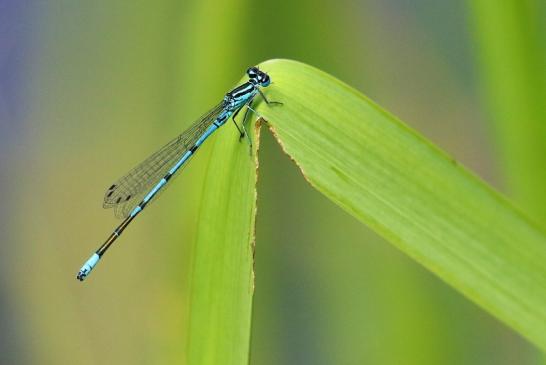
[186,121,260,365]
[255,59,546,351]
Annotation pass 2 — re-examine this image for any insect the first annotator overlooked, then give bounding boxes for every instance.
[76,66,281,281]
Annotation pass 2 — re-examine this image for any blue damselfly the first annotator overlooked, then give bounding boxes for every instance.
[76,67,281,281]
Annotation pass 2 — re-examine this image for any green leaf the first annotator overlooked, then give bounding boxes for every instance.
[187,59,546,364]
[256,60,546,349]
[186,118,260,364]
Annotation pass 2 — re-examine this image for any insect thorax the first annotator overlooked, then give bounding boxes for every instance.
[225,82,257,110]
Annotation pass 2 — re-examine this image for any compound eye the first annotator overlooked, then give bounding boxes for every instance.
[247,67,259,77]
[261,75,271,87]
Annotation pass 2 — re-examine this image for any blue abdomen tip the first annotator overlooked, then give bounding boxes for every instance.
[76,253,100,281]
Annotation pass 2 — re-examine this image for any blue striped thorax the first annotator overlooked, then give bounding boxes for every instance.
[224,66,272,111]
[225,82,257,110]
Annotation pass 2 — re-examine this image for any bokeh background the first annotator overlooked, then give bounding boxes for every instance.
[1,1,545,364]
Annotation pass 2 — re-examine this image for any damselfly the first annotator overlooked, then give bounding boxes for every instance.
[76,66,281,281]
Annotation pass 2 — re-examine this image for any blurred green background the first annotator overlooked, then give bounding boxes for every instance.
[1,1,545,364]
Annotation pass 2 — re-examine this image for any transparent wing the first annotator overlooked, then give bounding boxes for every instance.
[103,102,225,218]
